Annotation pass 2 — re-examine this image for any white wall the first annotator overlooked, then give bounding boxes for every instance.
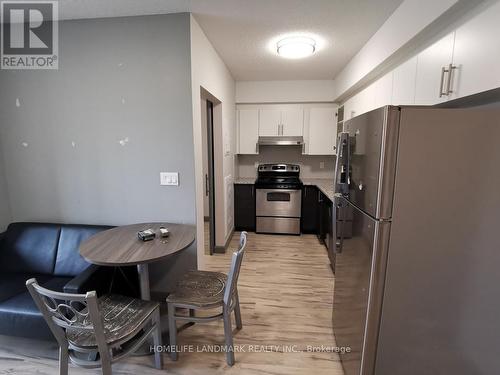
[190,15,236,256]
[236,80,336,103]
[332,0,483,101]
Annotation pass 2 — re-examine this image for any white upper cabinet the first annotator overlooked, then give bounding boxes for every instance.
[259,108,281,136]
[414,32,455,105]
[373,72,394,109]
[392,56,417,105]
[343,87,372,121]
[259,106,304,137]
[306,107,337,155]
[236,104,329,155]
[343,96,357,121]
[281,108,304,136]
[342,4,500,115]
[451,1,500,100]
[341,72,392,123]
[237,109,259,154]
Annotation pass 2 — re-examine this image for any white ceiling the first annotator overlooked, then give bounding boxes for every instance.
[55,0,404,81]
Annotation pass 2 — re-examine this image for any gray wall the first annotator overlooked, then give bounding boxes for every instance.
[0,13,196,293]
[237,147,335,179]
[0,143,12,231]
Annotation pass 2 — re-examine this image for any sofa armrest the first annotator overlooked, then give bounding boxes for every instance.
[64,265,111,295]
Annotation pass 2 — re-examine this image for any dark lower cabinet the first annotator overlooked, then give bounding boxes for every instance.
[301,185,319,234]
[302,185,336,273]
[234,184,255,231]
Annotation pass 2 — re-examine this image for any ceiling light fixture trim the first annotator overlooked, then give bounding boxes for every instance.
[276,36,317,59]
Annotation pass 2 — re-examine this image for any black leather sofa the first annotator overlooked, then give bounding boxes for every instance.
[0,222,138,340]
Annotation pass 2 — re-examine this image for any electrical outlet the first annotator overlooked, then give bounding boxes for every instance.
[160,172,179,186]
[320,162,325,169]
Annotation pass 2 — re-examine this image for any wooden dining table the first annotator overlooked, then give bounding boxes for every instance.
[80,222,196,301]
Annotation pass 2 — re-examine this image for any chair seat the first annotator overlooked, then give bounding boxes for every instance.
[67,294,159,348]
[167,270,227,308]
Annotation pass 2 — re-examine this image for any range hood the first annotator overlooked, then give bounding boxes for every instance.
[258,136,304,146]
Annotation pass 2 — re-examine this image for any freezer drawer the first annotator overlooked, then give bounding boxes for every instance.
[343,106,400,219]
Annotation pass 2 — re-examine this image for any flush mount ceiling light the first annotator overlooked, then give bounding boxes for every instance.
[277,36,316,59]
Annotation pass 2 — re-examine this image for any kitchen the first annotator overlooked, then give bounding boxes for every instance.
[225,1,500,374]
[233,101,339,268]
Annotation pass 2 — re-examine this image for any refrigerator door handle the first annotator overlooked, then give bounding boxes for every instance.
[336,210,345,254]
[334,132,351,196]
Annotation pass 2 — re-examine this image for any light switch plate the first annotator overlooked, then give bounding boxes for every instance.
[160,172,179,186]
[319,162,325,169]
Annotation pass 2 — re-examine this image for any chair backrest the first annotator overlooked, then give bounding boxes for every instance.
[26,278,107,351]
[223,232,248,307]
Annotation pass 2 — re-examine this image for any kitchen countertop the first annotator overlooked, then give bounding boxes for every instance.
[234,177,335,201]
[301,178,335,201]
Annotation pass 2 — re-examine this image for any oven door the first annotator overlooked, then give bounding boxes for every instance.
[256,189,302,218]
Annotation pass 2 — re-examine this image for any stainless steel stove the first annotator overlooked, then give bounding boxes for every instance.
[255,164,302,235]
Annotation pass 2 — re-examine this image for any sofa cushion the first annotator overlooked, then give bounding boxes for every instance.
[0,276,71,340]
[0,223,60,274]
[0,273,51,303]
[54,224,113,277]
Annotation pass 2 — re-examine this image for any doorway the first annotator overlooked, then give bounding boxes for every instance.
[202,98,216,255]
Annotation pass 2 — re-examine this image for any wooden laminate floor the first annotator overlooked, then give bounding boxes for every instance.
[0,231,343,375]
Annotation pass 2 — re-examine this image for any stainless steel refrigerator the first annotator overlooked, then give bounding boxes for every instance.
[332,105,500,375]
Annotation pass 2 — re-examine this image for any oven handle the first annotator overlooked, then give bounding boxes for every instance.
[256,188,302,194]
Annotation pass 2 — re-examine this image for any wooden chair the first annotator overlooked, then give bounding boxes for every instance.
[167,231,248,366]
[26,279,163,375]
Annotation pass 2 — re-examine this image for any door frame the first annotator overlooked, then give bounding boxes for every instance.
[206,99,216,255]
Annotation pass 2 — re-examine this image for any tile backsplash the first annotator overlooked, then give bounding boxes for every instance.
[237,146,335,179]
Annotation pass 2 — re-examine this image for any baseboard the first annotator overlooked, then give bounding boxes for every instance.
[213,227,235,254]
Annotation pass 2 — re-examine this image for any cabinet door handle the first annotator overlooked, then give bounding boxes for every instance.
[205,174,209,196]
[439,66,447,97]
[439,64,457,97]
[446,63,457,95]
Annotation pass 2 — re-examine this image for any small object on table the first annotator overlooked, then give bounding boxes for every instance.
[159,226,170,238]
[138,229,156,242]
